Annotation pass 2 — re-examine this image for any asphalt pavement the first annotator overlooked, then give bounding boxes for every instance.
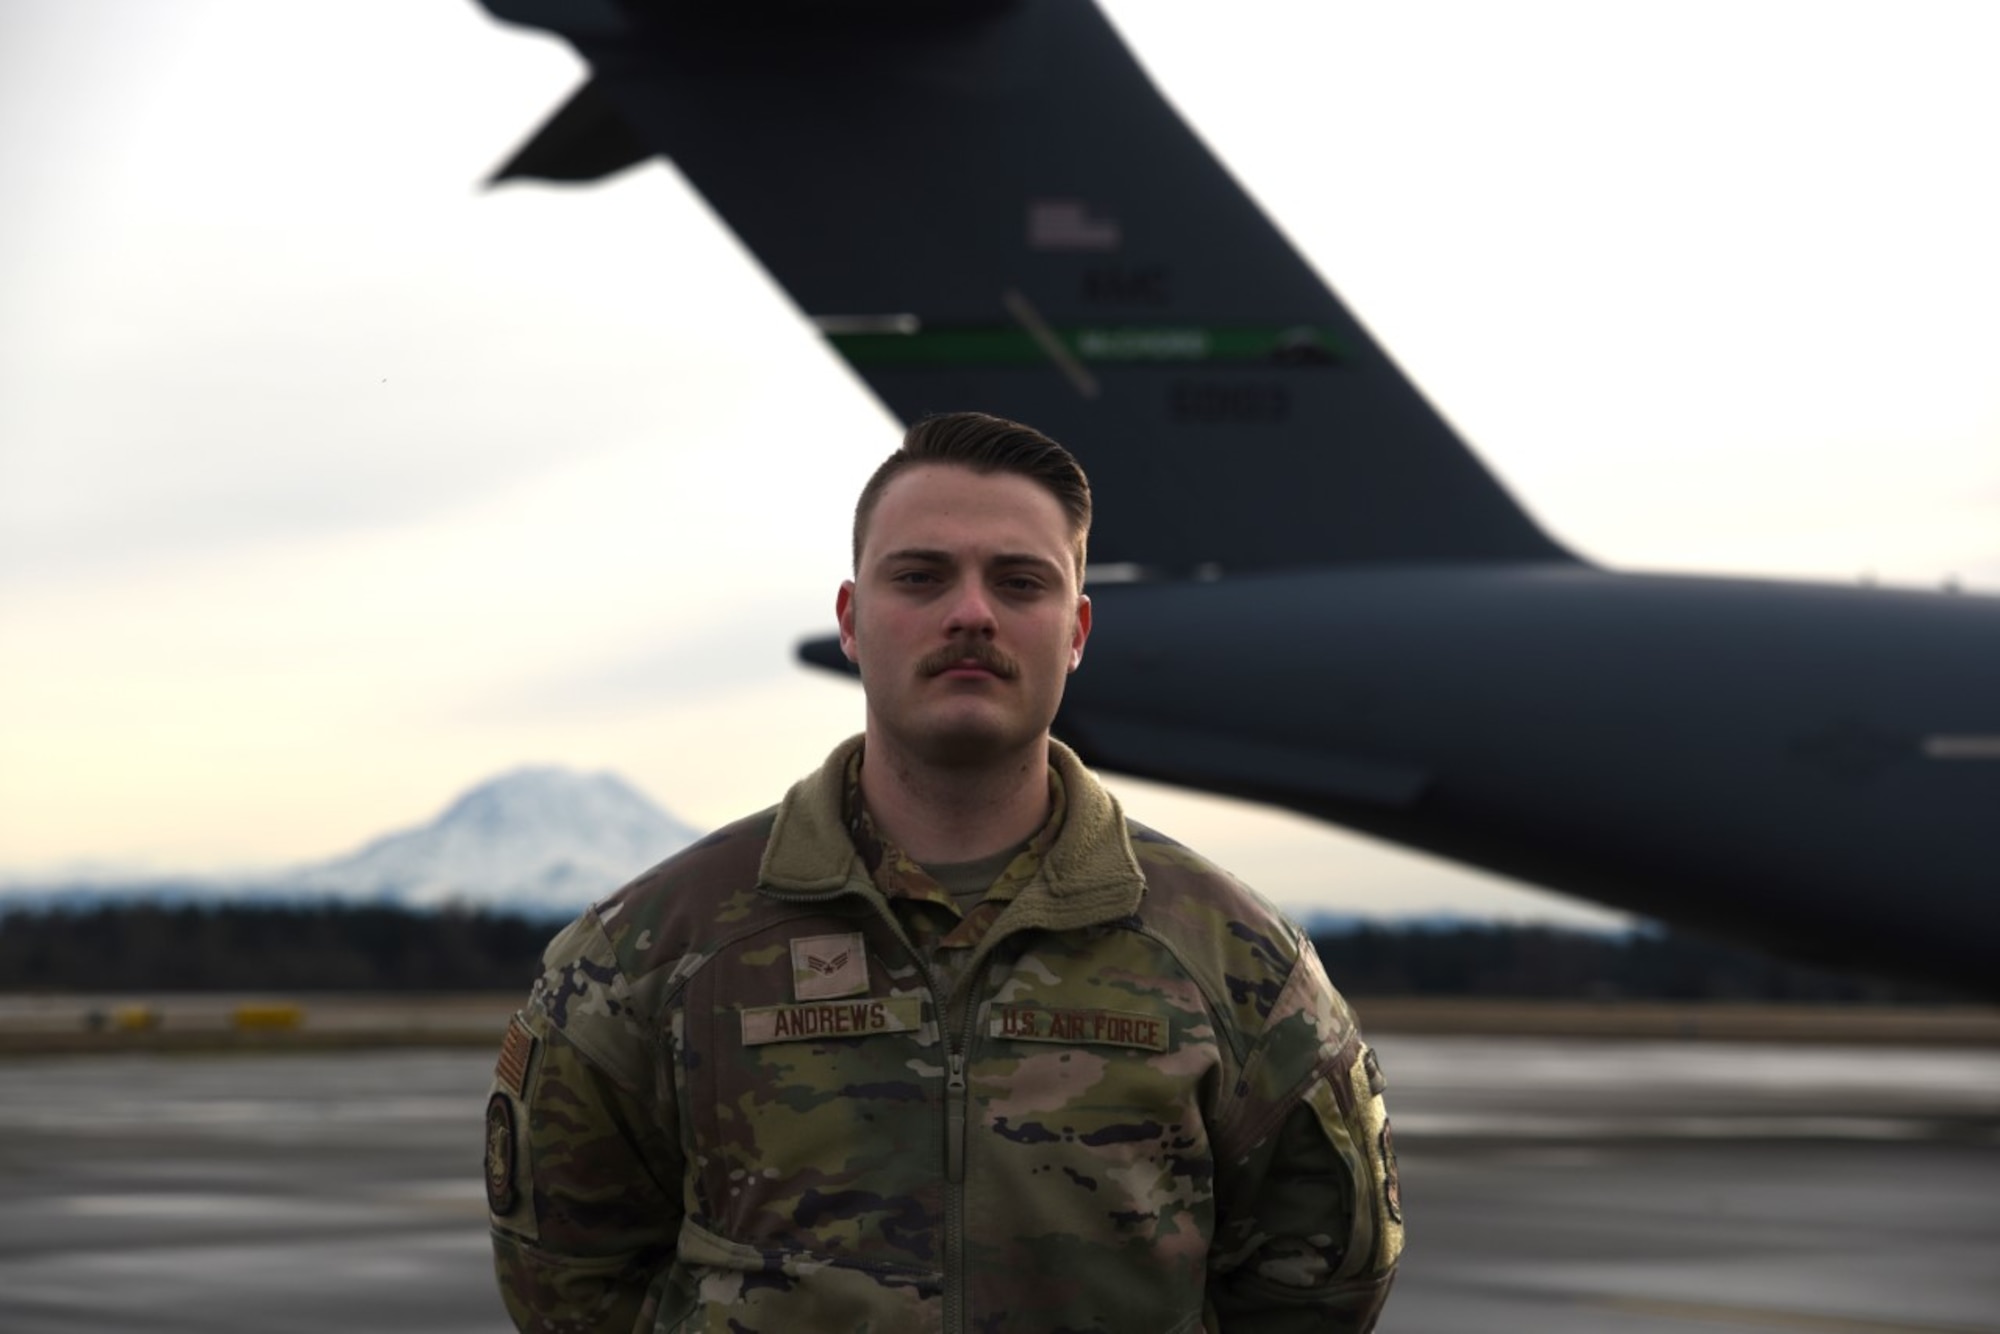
[0,1037,1994,1333]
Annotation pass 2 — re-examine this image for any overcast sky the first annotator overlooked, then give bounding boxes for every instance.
[2,1,1995,926]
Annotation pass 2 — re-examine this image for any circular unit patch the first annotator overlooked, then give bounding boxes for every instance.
[485,1092,518,1215]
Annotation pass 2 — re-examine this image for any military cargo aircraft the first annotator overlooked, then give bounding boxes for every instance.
[474,0,1999,995]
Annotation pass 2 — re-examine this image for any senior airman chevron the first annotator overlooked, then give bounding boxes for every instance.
[789,930,869,999]
[990,1004,1172,1051]
[740,996,924,1045]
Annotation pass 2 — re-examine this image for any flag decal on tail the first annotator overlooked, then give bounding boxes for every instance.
[1028,198,1121,252]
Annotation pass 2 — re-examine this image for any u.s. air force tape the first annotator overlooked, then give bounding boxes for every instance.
[740,996,924,1046]
[989,1005,1170,1052]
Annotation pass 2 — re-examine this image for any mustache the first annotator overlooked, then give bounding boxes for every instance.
[918,641,1019,680]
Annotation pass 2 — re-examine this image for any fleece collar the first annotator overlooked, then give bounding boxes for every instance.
[760,735,1146,931]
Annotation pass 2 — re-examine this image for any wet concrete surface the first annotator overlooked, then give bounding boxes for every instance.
[0,1037,1994,1333]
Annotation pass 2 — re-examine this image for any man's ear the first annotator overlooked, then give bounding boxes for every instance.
[836,580,860,663]
[1069,594,1092,671]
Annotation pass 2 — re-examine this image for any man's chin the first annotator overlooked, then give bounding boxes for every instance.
[903,714,1040,770]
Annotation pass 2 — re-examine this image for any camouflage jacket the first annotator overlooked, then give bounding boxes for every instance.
[487,737,1402,1333]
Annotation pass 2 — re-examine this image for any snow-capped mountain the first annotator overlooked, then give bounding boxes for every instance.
[285,767,703,914]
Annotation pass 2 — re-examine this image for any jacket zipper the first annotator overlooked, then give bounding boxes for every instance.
[940,951,997,1334]
[759,882,999,1334]
[946,1051,967,1182]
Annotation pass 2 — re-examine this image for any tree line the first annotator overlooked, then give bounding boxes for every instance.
[0,901,551,992]
[0,900,1964,1001]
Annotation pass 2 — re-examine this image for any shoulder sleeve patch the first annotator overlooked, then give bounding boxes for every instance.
[484,1092,519,1216]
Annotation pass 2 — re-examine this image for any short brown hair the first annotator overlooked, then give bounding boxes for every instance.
[852,412,1092,580]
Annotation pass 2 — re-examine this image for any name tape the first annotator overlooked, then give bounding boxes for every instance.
[741,996,924,1046]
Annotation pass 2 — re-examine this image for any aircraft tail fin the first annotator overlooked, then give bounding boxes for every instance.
[482,0,1576,575]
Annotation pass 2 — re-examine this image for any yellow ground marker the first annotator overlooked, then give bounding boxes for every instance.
[232,1003,305,1031]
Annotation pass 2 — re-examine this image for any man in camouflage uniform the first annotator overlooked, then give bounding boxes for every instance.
[487,412,1403,1331]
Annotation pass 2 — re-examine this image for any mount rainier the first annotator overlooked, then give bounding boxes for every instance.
[287,767,704,915]
[4,768,704,919]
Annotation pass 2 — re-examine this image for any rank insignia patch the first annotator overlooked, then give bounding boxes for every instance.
[790,931,869,1000]
[484,1092,518,1215]
[495,1016,536,1100]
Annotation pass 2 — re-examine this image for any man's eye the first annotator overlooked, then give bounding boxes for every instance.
[892,570,938,585]
[999,577,1044,593]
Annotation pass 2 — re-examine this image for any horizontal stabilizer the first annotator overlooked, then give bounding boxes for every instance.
[797,634,857,678]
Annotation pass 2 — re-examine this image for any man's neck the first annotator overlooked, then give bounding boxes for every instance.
[858,729,1052,865]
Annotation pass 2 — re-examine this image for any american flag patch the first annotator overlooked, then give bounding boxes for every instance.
[495,1016,536,1099]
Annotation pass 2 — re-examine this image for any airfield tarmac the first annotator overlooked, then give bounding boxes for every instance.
[0,1038,1994,1334]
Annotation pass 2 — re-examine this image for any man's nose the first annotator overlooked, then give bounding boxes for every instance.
[943,582,998,637]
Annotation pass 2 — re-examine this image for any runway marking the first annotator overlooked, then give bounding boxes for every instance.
[1594,1296,1998,1333]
